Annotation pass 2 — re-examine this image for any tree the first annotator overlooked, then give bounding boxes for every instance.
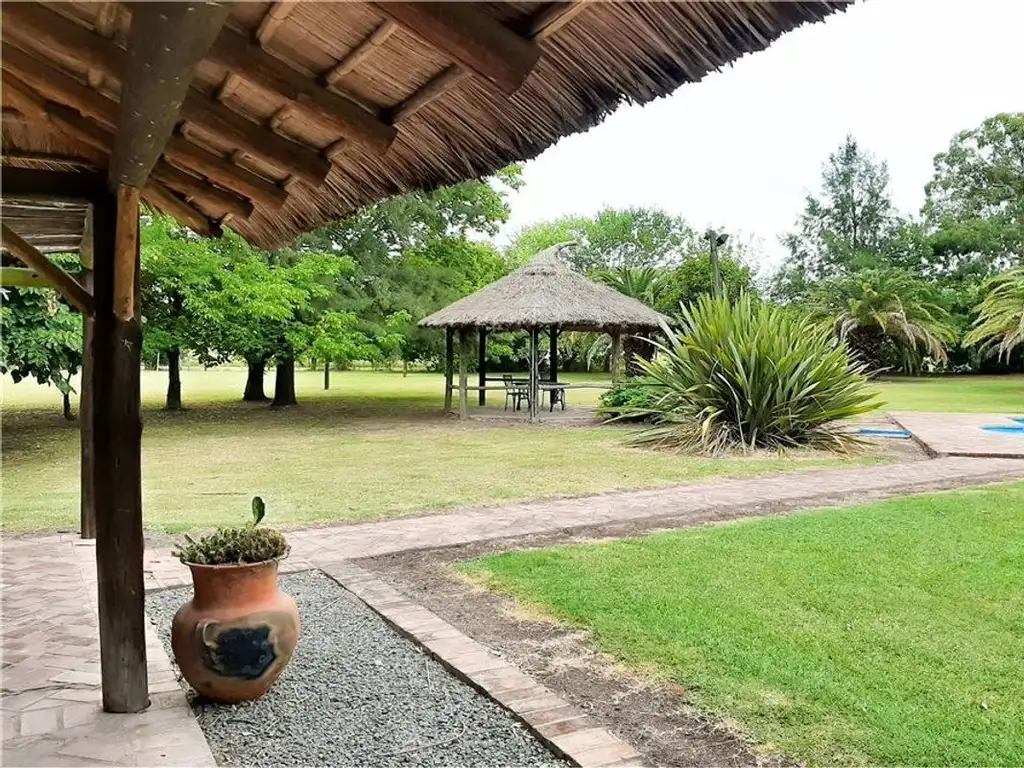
[809,268,958,373]
[659,253,755,312]
[781,135,897,285]
[505,208,696,273]
[924,113,1024,274]
[0,281,83,419]
[964,268,1024,361]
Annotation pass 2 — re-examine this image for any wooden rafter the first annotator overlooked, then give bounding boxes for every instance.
[1,3,122,82]
[1,224,94,314]
[207,26,397,157]
[323,21,397,85]
[150,163,253,221]
[164,136,289,210]
[527,1,590,41]
[142,182,224,241]
[256,1,297,46]
[372,3,541,94]
[387,65,472,124]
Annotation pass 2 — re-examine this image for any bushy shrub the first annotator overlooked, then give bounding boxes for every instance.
[632,294,880,454]
[174,497,289,565]
[599,379,663,421]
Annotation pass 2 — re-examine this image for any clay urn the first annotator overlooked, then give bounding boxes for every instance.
[172,559,300,704]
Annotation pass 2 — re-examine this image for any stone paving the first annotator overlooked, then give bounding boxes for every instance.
[1,536,214,767]
[4,454,1023,766]
[892,412,1024,459]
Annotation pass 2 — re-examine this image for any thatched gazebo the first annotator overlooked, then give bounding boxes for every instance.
[420,243,664,419]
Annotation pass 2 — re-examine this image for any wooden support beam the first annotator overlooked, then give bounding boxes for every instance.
[444,328,454,413]
[206,25,397,156]
[150,162,254,221]
[458,327,470,419]
[142,182,224,239]
[110,2,232,188]
[610,330,623,383]
[113,187,139,321]
[324,21,397,84]
[80,267,96,539]
[527,1,590,41]
[90,190,148,712]
[1,225,94,314]
[180,91,332,186]
[549,326,559,383]
[387,65,471,124]
[164,136,289,211]
[478,328,487,407]
[256,1,297,46]
[373,3,541,94]
[0,3,124,79]
[0,167,106,201]
[529,326,540,421]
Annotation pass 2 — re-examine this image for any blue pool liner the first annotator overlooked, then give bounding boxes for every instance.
[856,428,912,439]
[981,425,1024,435]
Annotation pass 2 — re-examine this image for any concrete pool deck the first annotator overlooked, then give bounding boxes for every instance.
[891,412,1024,459]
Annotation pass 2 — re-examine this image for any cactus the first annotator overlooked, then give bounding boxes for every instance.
[174,496,288,566]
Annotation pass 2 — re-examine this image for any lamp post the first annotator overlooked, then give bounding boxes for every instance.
[705,230,729,299]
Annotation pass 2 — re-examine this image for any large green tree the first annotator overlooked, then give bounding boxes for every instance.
[964,267,1024,361]
[0,280,83,419]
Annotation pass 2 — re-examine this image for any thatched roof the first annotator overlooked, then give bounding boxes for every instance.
[420,242,665,332]
[1,1,849,254]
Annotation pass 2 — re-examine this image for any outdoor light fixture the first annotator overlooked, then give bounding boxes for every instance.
[705,229,729,298]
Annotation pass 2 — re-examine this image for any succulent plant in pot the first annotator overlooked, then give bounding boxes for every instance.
[171,497,300,704]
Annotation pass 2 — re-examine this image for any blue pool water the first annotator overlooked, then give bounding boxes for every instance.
[981,425,1024,435]
[856,428,912,439]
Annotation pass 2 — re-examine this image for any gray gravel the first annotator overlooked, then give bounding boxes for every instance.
[147,570,565,767]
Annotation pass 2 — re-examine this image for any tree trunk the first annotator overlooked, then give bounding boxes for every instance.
[165,347,182,410]
[243,357,270,402]
[403,359,408,378]
[323,361,330,390]
[62,391,73,421]
[846,326,885,374]
[272,357,298,407]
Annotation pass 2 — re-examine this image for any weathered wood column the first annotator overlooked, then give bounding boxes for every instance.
[458,327,470,419]
[79,212,96,539]
[528,326,540,421]
[444,328,454,412]
[610,330,623,383]
[478,328,488,406]
[549,325,558,383]
[91,187,148,713]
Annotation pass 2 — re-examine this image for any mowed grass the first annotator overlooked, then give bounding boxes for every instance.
[872,374,1024,413]
[1,368,873,533]
[464,483,1024,766]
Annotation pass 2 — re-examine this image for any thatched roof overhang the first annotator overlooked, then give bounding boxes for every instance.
[419,243,667,333]
[1,1,850,253]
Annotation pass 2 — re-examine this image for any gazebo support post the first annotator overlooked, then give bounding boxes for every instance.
[610,330,623,383]
[478,328,487,406]
[549,325,558,383]
[444,328,454,412]
[529,326,540,421]
[92,187,148,713]
[80,209,96,540]
[458,327,469,419]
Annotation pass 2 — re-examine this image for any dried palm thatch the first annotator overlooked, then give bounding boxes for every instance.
[420,242,665,331]
[1,1,849,251]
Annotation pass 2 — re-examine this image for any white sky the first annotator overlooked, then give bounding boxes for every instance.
[497,0,1024,273]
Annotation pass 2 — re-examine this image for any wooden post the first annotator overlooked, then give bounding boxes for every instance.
[91,188,148,713]
[80,207,96,539]
[610,330,623,383]
[549,325,558,383]
[529,326,540,421]
[443,328,454,413]
[458,328,469,419]
[478,328,487,407]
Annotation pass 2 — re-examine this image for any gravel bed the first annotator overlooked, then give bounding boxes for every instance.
[147,569,565,767]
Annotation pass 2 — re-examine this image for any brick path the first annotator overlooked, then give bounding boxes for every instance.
[1,536,214,767]
[893,412,1024,459]
[5,455,1023,765]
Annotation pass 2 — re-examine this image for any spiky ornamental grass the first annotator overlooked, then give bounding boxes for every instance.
[174,496,289,566]
[627,295,881,455]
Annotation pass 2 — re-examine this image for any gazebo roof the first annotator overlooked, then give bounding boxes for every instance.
[1,1,848,254]
[419,243,666,332]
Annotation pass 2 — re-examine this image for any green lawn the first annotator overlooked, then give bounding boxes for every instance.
[1,368,871,532]
[872,374,1023,413]
[464,483,1024,766]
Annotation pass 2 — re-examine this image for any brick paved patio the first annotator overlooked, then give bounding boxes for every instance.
[4,455,1022,766]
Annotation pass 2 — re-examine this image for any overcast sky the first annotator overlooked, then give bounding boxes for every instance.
[497,0,1024,273]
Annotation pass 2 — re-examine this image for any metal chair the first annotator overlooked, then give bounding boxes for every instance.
[503,375,530,411]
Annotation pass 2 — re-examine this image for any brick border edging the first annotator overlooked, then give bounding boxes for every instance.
[317,559,646,768]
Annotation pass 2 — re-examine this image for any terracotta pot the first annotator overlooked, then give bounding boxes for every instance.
[171,559,300,704]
